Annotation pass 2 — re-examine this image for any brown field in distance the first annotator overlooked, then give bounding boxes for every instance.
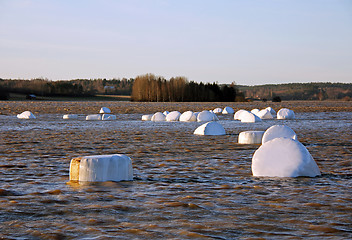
[0,100,351,115]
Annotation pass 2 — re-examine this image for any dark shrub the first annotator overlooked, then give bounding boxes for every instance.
[272,96,281,102]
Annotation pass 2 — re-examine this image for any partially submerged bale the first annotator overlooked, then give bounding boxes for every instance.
[86,114,102,121]
[251,109,260,115]
[238,131,264,144]
[142,114,153,121]
[213,108,223,114]
[266,107,276,116]
[256,109,273,119]
[197,110,218,122]
[102,114,116,121]
[17,111,36,119]
[277,108,295,120]
[166,111,181,121]
[234,110,249,120]
[69,154,133,182]
[251,137,321,177]
[194,121,226,136]
[179,111,197,122]
[262,125,297,144]
[222,106,234,114]
[99,107,111,114]
[239,111,262,123]
[151,112,166,122]
[63,114,78,120]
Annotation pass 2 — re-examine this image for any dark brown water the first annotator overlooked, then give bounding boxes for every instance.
[0,102,351,239]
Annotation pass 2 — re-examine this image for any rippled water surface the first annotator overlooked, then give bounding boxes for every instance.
[0,103,351,239]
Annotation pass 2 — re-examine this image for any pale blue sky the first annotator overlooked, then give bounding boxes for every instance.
[0,0,351,85]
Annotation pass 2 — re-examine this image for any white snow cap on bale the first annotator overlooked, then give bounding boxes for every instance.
[222,106,234,114]
[240,111,262,123]
[151,112,166,122]
[17,111,36,119]
[166,111,181,121]
[163,111,169,115]
[234,109,248,120]
[63,114,78,120]
[251,109,260,115]
[142,114,153,121]
[179,111,197,122]
[213,108,223,114]
[197,110,218,122]
[277,108,295,120]
[238,131,264,144]
[257,109,274,119]
[69,154,133,182]
[194,121,226,135]
[262,125,297,144]
[102,114,116,121]
[99,107,111,114]
[252,137,321,177]
[86,114,102,121]
[266,107,276,115]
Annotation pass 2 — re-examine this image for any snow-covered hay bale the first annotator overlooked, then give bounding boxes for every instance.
[17,111,36,119]
[222,106,234,114]
[257,109,273,119]
[194,121,226,136]
[102,114,116,121]
[197,110,218,122]
[166,111,181,122]
[213,108,223,114]
[179,111,197,122]
[240,111,262,123]
[238,131,264,144]
[86,114,102,121]
[262,125,297,144]
[142,114,153,121]
[69,154,133,182]
[151,112,166,122]
[234,110,248,120]
[251,138,321,177]
[266,107,276,115]
[63,114,78,120]
[277,108,295,120]
[251,109,260,115]
[99,107,111,114]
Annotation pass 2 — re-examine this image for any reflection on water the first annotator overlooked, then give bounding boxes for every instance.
[0,111,351,239]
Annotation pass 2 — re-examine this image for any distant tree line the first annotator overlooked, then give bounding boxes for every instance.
[0,78,133,98]
[238,82,352,101]
[131,74,241,102]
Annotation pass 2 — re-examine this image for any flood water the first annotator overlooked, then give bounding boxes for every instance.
[0,102,351,239]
